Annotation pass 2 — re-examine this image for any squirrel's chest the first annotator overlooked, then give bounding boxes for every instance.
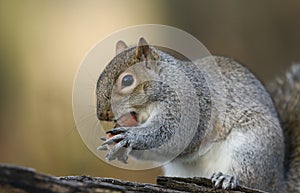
[163,140,234,178]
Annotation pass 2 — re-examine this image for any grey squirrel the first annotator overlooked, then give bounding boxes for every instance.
[96,38,300,192]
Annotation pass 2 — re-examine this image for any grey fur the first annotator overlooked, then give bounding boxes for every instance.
[96,38,300,193]
[268,65,300,193]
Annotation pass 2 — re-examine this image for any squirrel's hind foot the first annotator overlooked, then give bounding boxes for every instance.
[211,172,238,190]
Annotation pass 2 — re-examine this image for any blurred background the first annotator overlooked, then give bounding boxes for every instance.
[0,0,299,183]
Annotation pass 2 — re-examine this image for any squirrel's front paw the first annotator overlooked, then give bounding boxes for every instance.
[98,127,133,163]
[211,172,238,190]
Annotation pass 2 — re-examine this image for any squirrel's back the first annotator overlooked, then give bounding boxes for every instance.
[189,56,286,191]
[268,65,300,193]
[203,57,300,192]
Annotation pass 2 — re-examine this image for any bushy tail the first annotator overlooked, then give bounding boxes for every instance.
[268,65,300,193]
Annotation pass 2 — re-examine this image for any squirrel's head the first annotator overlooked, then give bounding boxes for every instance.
[96,38,166,124]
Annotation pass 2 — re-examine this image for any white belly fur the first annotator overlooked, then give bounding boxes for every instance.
[163,132,246,178]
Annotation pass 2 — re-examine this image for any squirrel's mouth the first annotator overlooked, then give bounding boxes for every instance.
[113,108,151,128]
[113,112,139,128]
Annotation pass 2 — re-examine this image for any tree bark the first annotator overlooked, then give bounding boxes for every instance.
[0,164,267,193]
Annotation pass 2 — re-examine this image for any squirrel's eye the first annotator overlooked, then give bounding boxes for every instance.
[121,74,134,88]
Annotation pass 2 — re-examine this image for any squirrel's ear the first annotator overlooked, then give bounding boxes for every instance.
[116,40,128,55]
[136,37,152,61]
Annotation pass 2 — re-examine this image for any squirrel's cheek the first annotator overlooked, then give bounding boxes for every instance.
[138,111,150,124]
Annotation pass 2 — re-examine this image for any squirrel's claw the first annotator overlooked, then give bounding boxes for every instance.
[211,172,238,190]
[101,134,125,146]
[98,127,132,163]
[98,133,125,151]
[105,139,131,163]
[98,145,108,150]
[99,136,106,141]
[107,127,128,135]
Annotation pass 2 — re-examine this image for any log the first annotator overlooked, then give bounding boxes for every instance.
[0,164,267,193]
